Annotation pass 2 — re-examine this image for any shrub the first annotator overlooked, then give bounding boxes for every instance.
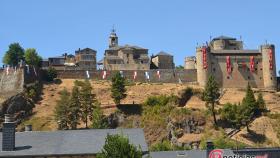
[149,140,172,151]
[43,67,57,82]
[144,95,178,107]
[96,134,142,158]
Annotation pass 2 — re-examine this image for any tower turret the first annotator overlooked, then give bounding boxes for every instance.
[196,46,211,87]
[261,44,277,90]
[109,28,118,48]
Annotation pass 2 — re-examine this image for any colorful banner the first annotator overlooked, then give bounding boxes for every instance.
[269,49,273,70]
[145,71,150,80]
[250,56,255,72]
[226,56,232,74]
[86,70,90,79]
[120,71,124,77]
[202,47,207,69]
[157,70,160,79]
[133,71,137,80]
[102,70,107,79]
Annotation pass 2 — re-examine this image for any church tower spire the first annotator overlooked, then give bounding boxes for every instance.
[109,26,118,48]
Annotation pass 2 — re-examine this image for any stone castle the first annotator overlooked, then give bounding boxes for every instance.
[185,36,277,90]
[41,32,278,90]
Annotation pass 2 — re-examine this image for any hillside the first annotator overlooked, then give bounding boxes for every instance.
[19,79,280,148]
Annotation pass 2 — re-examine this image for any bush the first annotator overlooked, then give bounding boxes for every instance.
[44,67,57,82]
[144,95,178,107]
[96,134,142,158]
[149,140,172,151]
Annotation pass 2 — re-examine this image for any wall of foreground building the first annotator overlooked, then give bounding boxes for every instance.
[56,69,197,83]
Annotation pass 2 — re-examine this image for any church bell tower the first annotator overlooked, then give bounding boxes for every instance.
[109,28,118,48]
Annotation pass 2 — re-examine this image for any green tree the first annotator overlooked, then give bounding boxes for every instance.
[68,86,81,129]
[220,103,239,128]
[3,43,25,66]
[240,84,257,132]
[80,80,96,128]
[24,48,42,67]
[175,65,184,70]
[111,72,127,105]
[96,134,142,158]
[202,75,220,125]
[54,88,71,130]
[91,102,107,129]
[256,92,266,114]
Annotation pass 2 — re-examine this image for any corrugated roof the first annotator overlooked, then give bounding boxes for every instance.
[0,128,148,157]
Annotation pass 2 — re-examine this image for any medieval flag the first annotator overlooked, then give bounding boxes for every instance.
[102,70,107,79]
[157,70,161,79]
[202,47,207,69]
[145,71,150,80]
[133,71,137,80]
[33,66,37,76]
[250,56,255,72]
[26,65,30,74]
[120,71,124,77]
[226,56,232,74]
[6,66,9,75]
[86,70,90,79]
[269,49,273,70]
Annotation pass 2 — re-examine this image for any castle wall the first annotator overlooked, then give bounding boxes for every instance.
[210,54,264,88]
[56,69,197,83]
[196,47,211,87]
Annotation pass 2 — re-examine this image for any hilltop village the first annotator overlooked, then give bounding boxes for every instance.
[0,30,279,158]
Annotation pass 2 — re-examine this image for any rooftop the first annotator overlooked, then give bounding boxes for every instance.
[212,36,237,41]
[211,49,261,54]
[156,51,173,56]
[0,128,148,157]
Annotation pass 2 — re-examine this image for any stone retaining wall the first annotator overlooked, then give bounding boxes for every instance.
[56,69,197,83]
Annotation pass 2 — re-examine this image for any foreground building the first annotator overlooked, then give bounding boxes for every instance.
[0,115,148,158]
[185,36,277,90]
[103,29,150,70]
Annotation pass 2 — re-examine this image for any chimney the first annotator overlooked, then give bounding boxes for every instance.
[25,125,32,132]
[206,140,214,158]
[2,114,16,151]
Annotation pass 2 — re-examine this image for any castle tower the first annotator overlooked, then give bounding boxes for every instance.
[109,28,118,48]
[261,44,277,90]
[196,46,211,87]
[184,56,196,69]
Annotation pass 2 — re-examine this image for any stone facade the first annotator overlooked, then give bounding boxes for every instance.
[75,48,97,70]
[184,56,196,69]
[193,36,277,89]
[151,51,174,69]
[103,30,150,70]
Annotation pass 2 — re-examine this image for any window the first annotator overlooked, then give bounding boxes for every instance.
[248,76,250,80]
[213,68,216,72]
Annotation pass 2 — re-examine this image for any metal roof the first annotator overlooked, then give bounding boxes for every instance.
[0,128,148,157]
